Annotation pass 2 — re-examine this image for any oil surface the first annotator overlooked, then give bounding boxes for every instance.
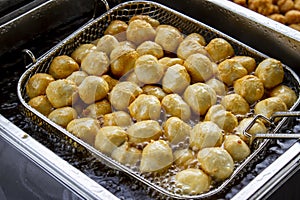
[1,16,299,200]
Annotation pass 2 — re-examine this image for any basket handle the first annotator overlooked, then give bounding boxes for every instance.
[22,49,36,68]
[93,0,110,18]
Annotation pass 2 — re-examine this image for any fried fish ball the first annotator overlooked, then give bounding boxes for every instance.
[231,56,257,73]
[66,71,88,86]
[134,54,164,84]
[254,96,287,119]
[277,0,294,13]
[96,35,119,56]
[234,117,267,143]
[296,0,300,10]
[71,44,96,64]
[268,13,287,24]
[46,79,78,108]
[104,20,128,41]
[26,73,55,99]
[94,126,128,155]
[81,51,109,76]
[183,83,217,115]
[223,135,251,162]
[205,38,235,63]
[103,111,133,127]
[158,57,184,71]
[101,75,118,91]
[234,75,265,104]
[142,85,167,101]
[127,120,162,144]
[254,58,284,89]
[111,142,141,165]
[109,81,143,111]
[28,95,53,116]
[190,121,223,151]
[128,94,161,121]
[124,71,144,86]
[269,84,297,108]
[220,94,250,115]
[285,10,300,24]
[162,64,190,94]
[67,117,100,145]
[163,117,191,144]
[197,147,234,181]
[289,23,300,31]
[48,107,77,127]
[184,33,206,46]
[248,0,278,16]
[217,59,248,86]
[129,15,160,27]
[205,78,228,96]
[126,19,156,45]
[177,39,207,60]
[82,99,112,119]
[175,168,211,195]
[173,149,196,169]
[161,94,191,121]
[140,140,173,173]
[136,41,164,58]
[78,76,109,104]
[204,104,238,133]
[48,55,79,79]
[184,53,214,83]
[110,44,139,77]
[233,0,247,6]
[155,25,184,53]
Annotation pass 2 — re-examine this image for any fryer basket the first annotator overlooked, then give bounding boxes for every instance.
[17,1,300,199]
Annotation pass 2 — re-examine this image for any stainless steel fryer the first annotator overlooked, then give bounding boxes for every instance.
[16,0,300,199]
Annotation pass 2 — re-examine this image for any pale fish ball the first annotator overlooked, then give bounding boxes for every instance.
[109,81,143,111]
[184,53,214,83]
[204,104,238,133]
[48,107,78,127]
[190,121,223,151]
[175,168,211,195]
[96,35,119,56]
[163,117,192,145]
[254,58,284,89]
[67,118,100,145]
[162,64,190,94]
[224,134,251,162]
[205,38,235,63]
[111,142,141,165]
[254,97,287,119]
[78,76,109,104]
[161,93,191,121]
[155,25,184,53]
[140,140,173,173]
[220,93,250,115]
[126,19,156,45]
[94,126,128,156]
[197,147,234,181]
[269,84,297,108]
[234,75,265,104]
[136,41,164,58]
[183,83,217,115]
[134,54,164,84]
[128,94,161,121]
[66,71,88,86]
[103,111,133,127]
[127,120,162,144]
[81,51,110,76]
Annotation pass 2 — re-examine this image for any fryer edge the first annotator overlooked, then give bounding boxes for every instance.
[16,1,300,199]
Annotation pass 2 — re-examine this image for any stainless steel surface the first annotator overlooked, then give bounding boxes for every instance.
[0,115,119,200]
[232,141,300,200]
[16,1,300,199]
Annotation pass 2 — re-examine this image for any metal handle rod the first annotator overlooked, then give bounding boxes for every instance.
[254,133,300,139]
[271,111,300,121]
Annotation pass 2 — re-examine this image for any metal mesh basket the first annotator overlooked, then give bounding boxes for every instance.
[17,1,300,199]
